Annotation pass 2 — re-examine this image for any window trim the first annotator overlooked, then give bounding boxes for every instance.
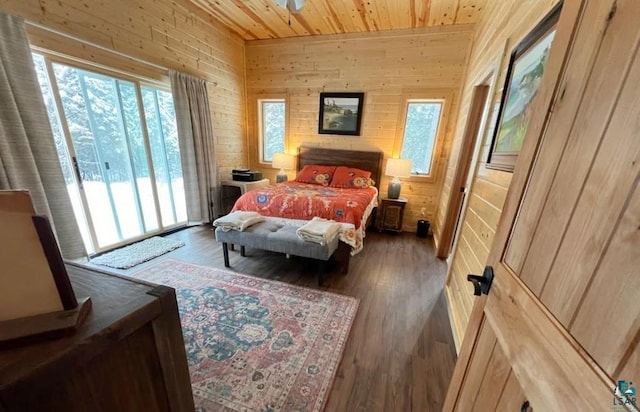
[393,89,453,184]
[401,98,445,177]
[258,98,286,164]
[32,46,170,91]
[251,93,289,168]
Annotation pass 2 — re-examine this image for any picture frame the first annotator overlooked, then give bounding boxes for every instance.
[487,2,562,171]
[0,190,91,345]
[318,92,364,136]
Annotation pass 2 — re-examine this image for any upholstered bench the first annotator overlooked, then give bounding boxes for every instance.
[214,221,345,285]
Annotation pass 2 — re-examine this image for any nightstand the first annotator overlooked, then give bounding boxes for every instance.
[375,197,407,232]
[220,179,270,214]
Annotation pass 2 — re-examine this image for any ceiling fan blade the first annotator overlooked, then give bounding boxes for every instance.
[291,0,306,12]
[274,0,305,13]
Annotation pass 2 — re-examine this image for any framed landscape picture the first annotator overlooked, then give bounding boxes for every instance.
[487,2,562,171]
[318,92,364,136]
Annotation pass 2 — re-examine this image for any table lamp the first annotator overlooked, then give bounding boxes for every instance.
[272,153,295,183]
[385,158,412,199]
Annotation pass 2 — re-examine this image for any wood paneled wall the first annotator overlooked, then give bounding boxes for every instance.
[0,0,247,178]
[437,0,559,350]
[245,26,474,232]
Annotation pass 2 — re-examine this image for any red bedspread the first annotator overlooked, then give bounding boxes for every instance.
[231,182,377,229]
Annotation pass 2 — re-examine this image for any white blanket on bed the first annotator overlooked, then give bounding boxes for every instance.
[296,217,341,245]
[213,211,265,232]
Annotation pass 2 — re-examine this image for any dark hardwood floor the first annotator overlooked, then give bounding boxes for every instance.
[84,226,457,411]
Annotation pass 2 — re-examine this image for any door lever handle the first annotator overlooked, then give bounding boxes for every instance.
[467,275,484,296]
[72,156,83,189]
[467,266,494,296]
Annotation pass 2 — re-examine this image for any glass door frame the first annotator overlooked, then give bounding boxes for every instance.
[37,50,186,254]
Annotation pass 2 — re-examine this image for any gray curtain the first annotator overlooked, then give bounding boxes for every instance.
[0,12,86,259]
[170,70,220,223]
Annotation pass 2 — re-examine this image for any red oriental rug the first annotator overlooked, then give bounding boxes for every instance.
[131,259,358,412]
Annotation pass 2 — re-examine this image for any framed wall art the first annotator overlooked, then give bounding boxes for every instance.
[487,2,562,171]
[318,92,364,136]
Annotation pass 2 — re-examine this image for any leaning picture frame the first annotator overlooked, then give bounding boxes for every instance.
[318,92,364,136]
[0,190,91,344]
[487,2,562,171]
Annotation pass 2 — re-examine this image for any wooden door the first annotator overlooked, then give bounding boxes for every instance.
[444,0,640,410]
[437,85,489,258]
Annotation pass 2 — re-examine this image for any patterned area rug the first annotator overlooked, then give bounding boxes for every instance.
[131,259,359,411]
[91,236,184,269]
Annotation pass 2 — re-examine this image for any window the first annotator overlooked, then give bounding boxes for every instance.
[32,52,186,253]
[258,98,285,163]
[399,99,444,176]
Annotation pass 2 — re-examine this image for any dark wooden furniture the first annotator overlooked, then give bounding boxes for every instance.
[375,197,407,232]
[0,263,194,412]
[297,145,384,190]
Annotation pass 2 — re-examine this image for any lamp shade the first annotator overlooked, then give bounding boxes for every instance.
[272,153,295,170]
[385,158,412,177]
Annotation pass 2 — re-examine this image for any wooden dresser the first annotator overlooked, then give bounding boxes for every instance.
[0,263,194,412]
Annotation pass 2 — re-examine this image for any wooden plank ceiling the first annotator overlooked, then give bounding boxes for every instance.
[189,0,486,40]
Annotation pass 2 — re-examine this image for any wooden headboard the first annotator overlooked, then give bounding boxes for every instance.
[297,146,384,189]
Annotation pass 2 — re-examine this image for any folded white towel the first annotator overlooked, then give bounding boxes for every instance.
[213,211,265,232]
[296,217,341,245]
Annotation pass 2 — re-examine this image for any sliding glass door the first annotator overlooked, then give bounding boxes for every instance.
[141,87,187,227]
[32,53,186,254]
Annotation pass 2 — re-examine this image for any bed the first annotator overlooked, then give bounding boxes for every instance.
[231,146,384,255]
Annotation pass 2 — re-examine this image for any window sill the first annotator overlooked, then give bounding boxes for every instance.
[403,174,437,184]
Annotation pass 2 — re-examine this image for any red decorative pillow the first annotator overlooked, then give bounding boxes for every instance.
[330,166,372,188]
[294,165,336,186]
